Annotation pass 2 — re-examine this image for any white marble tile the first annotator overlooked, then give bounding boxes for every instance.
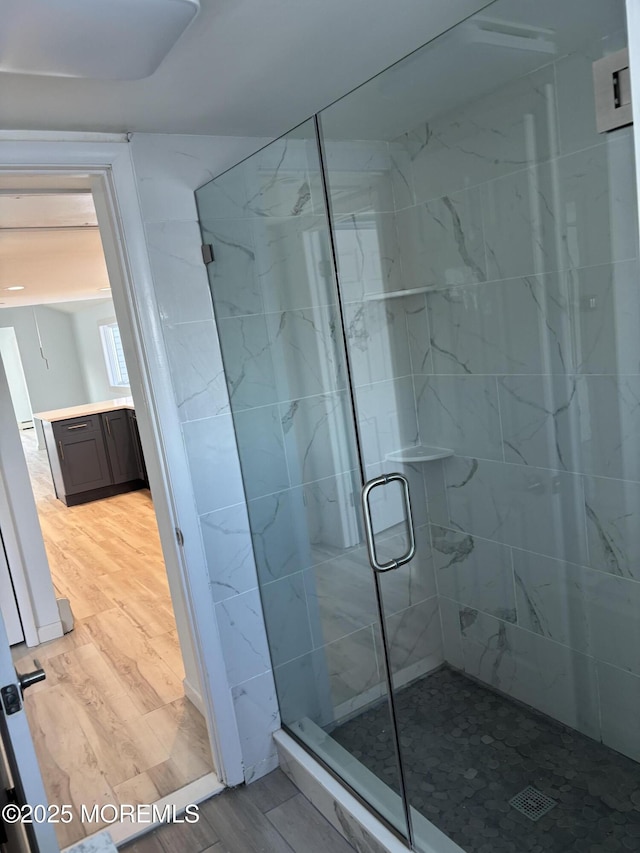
[460,608,599,739]
[201,216,263,318]
[267,305,346,402]
[145,220,214,325]
[301,471,362,559]
[404,294,432,376]
[422,458,450,528]
[261,572,314,667]
[445,456,589,566]
[274,649,335,728]
[598,661,640,763]
[322,139,397,217]
[569,259,640,375]
[132,132,270,223]
[498,374,578,471]
[513,550,591,653]
[232,671,280,779]
[384,595,443,679]
[428,273,572,375]
[216,588,272,686]
[344,299,413,387]
[182,414,246,514]
[482,163,558,281]
[163,320,230,422]
[233,404,289,500]
[333,212,404,302]
[438,596,464,670]
[558,135,638,271]
[355,376,419,467]
[584,474,640,580]
[258,215,336,314]
[248,488,315,583]
[281,392,359,486]
[406,62,556,202]
[378,525,436,615]
[216,314,278,410]
[200,503,258,602]
[396,188,485,289]
[304,549,378,647]
[415,375,503,462]
[325,626,381,707]
[515,546,640,675]
[432,525,516,622]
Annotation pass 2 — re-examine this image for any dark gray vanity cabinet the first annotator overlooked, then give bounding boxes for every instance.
[42,409,146,506]
[102,409,140,484]
[128,409,147,484]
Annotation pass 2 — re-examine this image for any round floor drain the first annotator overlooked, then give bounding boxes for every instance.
[509,786,557,821]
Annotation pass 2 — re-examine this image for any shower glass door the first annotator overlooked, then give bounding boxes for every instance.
[195,118,413,842]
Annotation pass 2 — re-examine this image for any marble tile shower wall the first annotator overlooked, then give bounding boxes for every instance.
[386,31,640,761]
[130,132,280,784]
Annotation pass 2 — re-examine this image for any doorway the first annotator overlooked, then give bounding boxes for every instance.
[1,178,216,848]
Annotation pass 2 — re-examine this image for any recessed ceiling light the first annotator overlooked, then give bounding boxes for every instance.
[5,286,25,291]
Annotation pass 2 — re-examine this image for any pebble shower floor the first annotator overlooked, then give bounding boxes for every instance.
[332,667,640,852]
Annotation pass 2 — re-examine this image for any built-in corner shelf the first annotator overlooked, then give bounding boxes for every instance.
[362,285,437,302]
[385,445,454,463]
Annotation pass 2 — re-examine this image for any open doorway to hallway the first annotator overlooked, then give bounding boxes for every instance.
[1,177,216,848]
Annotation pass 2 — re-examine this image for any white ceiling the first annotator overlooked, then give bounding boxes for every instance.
[0,0,493,137]
[0,193,110,309]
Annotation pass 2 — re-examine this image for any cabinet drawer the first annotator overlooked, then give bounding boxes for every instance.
[52,414,102,437]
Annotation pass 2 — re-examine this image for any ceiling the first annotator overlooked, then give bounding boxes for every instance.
[0,192,111,309]
[0,0,493,137]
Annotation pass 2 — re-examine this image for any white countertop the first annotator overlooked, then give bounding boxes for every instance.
[33,397,134,423]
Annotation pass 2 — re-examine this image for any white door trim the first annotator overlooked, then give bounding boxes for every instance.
[0,133,244,787]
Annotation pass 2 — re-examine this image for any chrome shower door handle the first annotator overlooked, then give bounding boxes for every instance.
[361,472,416,573]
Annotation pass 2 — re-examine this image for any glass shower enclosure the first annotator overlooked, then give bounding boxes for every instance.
[196,1,640,850]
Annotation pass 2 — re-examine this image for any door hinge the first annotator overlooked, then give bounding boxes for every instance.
[201,244,215,264]
[0,684,22,716]
[175,527,184,547]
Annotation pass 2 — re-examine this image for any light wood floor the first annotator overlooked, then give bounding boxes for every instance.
[13,430,214,849]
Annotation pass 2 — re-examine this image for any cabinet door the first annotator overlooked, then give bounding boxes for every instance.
[103,409,139,484]
[54,423,112,495]
[127,409,147,483]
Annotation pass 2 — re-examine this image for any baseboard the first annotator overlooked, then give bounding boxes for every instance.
[36,619,64,645]
[183,676,205,715]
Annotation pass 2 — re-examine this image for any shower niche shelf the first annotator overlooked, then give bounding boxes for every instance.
[385,445,453,463]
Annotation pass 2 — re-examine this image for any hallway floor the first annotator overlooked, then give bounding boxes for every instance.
[334,667,640,853]
[12,430,214,848]
[121,769,356,853]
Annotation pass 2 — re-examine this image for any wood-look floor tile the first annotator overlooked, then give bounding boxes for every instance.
[238,769,297,814]
[199,792,295,853]
[266,793,355,853]
[16,432,215,847]
[113,771,162,807]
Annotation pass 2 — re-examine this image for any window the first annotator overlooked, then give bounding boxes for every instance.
[99,322,130,388]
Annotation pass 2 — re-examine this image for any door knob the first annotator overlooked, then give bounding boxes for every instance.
[16,659,46,694]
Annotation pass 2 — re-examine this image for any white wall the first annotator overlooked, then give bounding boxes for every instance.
[0,305,88,414]
[70,299,131,401]
[0,327,32,424]
[129,132,281,783]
